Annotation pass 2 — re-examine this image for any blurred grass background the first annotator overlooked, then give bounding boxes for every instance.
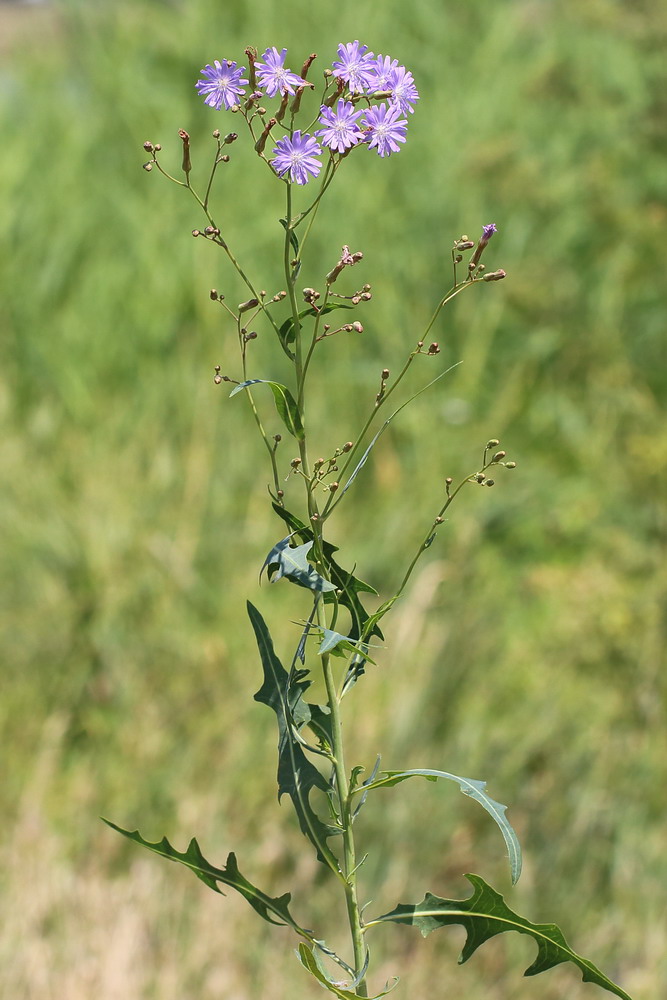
[1,0,665,997]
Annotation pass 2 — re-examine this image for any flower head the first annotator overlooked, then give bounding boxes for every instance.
[368,55,399,91]
[256,47,307,98]
[316,99,365,153]
[363,103,408,157]
[388,63,419,115]
[481,223,498,242]
[332,41,377,93]
[271,131,323,185]
[196,60,248,111]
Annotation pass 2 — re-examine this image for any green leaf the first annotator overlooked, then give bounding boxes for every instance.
[103,820,309,933]
[230,380,304,440]
[356,769,521,885]
[272,504,383,654]
[296,944,397,1000]
[262,536,337,593]
[370,874,633,1000]
[313,626,377,664]
[248,602,339,866]
[279,302,353,352]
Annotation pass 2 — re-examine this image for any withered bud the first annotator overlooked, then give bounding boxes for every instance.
[342,441,353,452]
[482,269,507,281]
[311,513,319,521]
[191,229,200,237]
[212,129,221,139]
[315,457,324,466]
[244,46,257,90]
[291,458,301,467]
[210,289,218,300]
[476,473,486,483]
[274,434,282,443]
[417,341,424,348]
[142,161,153,171]
[360,291,372,301]
[460,234,469,241]
[275,92,290,123]
[213,374,222,384]
[178,129,191,174]
[485,479,495,487]
[238,298,259,313]
[428,342,440,355]
[455,254,463,263]
[220,154,230,163]
[351,322,363,333]
[204,226,216,235]
[381,368,390,380]
[300,53,317,79]
[272,290,287,301]
[154,144,161,151]
[446,477,453,485]
[492,450,506,462]
[277,489,284,498]
[435,516,444,524]
[486,439,500,448]
[245,331,258,341]
[254,117,276,155]
[468,261,476,271]
[505,461,517,469]
[302,287,320,303]
[329,482,339,492]
[143,140,154,151]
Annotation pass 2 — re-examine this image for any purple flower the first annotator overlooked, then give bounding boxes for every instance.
[362,103,408,157]
[481,223,498,242]
[368,55,399,91]
[388,64,419,115]
[271,131,323,185]
[332,41,377,93]
[196,60,248,111]
[316,99,365,153]
[256,47,307,98]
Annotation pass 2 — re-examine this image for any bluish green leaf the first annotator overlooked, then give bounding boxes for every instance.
[103,821,308,932]
[230,379,304,440]
[369,874,633,1000]
[262,536,337,593]
[248,602,339,867]
[296,944,397,1000]
[314,627,377,664]
[356,769,521,885]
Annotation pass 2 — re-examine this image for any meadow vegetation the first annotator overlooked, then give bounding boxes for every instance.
[1,0,665,997]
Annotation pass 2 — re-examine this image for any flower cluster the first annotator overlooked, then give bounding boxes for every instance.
[195,41,419,184]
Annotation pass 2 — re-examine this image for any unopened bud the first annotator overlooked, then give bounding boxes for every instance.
[178,129,191,174]
[492,451,506,462]
[329,482,339,492]
[274,434,282,443]
[213,374,222,384]
[154,144,161,151]
[486,439,500,448]
[342,441,353,452]
[192,229,200,237]
[210,289,218,300]
[291,458,301,468]
[435,516,444,524]
[213,129,221,139]
[428,342,440,355]
[381,369,390,380]
[143,140,154,151]
[505,461,517,469]
[352,321,363,333]
[142,161,153,171]
[238,298,259,313]
[223,132,238,145]
[277,489,284,498]
[482,269,507,281]
[485,479,495,487]
[476,473,486,484]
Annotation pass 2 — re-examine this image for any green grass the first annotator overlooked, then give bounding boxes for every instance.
[1,0,665,997]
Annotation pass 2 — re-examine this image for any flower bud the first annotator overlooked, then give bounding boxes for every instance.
[142,161,153,171]
[505,461,517,469]
[238,298,259,313]
[486,439,500,448]
[213,129,221,139]
[492,451,506,462]
[210,289,218,300]
[342,442,353,452]
[482,269,507,281]
[381,369,390,380]
[143,140,154,151]
[485,479,495,487]
[178,129,191,174]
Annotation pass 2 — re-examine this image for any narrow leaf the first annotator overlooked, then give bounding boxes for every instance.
[356,769,521,885]
[370,874,633,1000]
[297,944,397,1000]
[248,602,338,866]
[103,821,308,932]
[230,379,304,440]
[262,536,337,593]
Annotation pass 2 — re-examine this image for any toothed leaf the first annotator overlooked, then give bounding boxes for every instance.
[372,874,633,1000]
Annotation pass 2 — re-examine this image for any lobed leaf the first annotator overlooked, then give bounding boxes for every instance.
[262,536,337,593]
[103,821,308,933]
[248,602,339,867]
[356,768,521,885]
[370,874,633,1000]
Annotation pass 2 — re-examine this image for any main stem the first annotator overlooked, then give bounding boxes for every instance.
[285,184,367,994]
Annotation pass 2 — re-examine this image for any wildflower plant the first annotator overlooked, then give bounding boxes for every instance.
[107,40,634,1000]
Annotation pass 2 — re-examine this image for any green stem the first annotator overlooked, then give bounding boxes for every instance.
[319,611,368,996]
